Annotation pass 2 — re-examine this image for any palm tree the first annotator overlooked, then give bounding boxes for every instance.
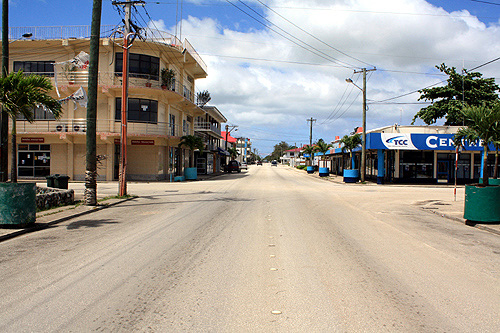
[227,147,239,160]
[302,145,315,166]
[453,103,500,186]
[196,90,211,107]
[0,71,62,182]
[340,133,362,169]
[179,135,205,168]
[314,139,332,167]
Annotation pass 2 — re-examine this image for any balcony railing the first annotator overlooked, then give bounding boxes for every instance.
[7,26,206,73]
[13,119,193,137]
[25,71,195,103]
[194,122,221,136]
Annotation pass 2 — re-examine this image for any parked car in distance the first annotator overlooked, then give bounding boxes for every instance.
[257,160,262,165]
[271,160,278,166]
[240,162,248,170]
[225,160,241,173]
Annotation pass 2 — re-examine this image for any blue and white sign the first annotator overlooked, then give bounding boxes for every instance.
[380,133,417,150]
[368,133,488,151]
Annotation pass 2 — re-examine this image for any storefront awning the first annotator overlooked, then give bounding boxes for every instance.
[217,147,230,156]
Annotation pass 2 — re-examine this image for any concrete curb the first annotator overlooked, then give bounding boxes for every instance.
[0,196,136,243]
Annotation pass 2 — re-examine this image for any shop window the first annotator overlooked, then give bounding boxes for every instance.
[115,98,158,124]
[13,61,55,76]
[18,144,50,177]
[400,151,433,179]
[115,53,159,80]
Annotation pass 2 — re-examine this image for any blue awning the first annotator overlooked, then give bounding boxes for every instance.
[217,147,230,156]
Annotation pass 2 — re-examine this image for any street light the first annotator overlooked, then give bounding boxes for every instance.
[346,71,368,183]
[225,124,238,151]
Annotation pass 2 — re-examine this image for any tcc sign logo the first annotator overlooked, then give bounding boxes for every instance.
[381,133,417,150]
[386,136,408,146]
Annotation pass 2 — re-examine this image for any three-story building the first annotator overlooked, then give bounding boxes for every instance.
[5,25,208,181]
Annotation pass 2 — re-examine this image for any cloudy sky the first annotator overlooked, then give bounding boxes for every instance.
[9,0,500,156]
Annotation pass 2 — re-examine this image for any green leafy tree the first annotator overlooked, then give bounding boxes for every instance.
[0,71,62,182]
[453,103,500,186]
[179,135,204,168]
[340,133,362,169]
[314,139,332,167]
[412,64,500,125]
[302,144,315,166]
[269,141,290,162]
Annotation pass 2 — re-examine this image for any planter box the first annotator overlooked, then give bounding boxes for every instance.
[306,166,314,174]
[0,183,36,227]
[343,169,359,183]
[464,184,500,223]
[479,178,500,186]
[184,167,198,180]
[319,167,329,177]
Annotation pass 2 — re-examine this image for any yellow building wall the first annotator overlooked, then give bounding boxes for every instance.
[127,145,159,180]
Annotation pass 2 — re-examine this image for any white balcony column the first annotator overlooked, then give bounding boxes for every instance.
[67,141,74,180]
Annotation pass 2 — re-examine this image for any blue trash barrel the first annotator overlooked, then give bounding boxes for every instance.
[319,167,329,177]
[343,169,359,183]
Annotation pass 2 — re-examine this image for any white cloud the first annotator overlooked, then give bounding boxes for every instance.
[156,0,500,155]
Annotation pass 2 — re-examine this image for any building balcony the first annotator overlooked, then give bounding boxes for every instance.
[43,71,195,104]
[13,119,193,138]
[9,25,207,75]
[194,121,222,138]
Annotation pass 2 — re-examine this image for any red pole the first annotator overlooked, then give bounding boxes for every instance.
[119,35,130,196]
[454,147,458,201]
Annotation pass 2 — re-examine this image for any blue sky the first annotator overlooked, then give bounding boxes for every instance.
[7,1,500,29]
[5,0,500,156]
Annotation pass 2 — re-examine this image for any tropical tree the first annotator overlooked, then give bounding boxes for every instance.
[179,135,204,168]
[0,71,62,182]
[412,63,499,125]
[340,133,362,169]
[196,90,211,107]
[268,141,290,162]
[227,146,239,160]
[302,144,315,166]
[314,139,332,167]
[453,103,500,186]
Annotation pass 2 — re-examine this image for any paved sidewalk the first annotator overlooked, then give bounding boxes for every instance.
[1,169,499,241]
[288,166,500,236]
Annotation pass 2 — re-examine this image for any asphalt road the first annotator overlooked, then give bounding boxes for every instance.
[0,165,498,332]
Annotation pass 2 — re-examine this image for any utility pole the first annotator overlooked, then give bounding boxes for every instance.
[1,0,9,182]
[350,67,376,183]
[84,0,102,206]
[224,124,237,151]
[112,1,143,196]
[307,117,316,165]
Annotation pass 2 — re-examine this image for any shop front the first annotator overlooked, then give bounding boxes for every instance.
[366,131,494,184]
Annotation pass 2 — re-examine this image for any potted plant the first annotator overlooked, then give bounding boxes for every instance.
[453,103,500,222]
[315,139,332,177]
[0,71,62,226]
[340,133,362,183]
[161,68,175,90]
[179,135,205,180]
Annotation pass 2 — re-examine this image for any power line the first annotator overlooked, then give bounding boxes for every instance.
[470,0,500,5]
[371,55,500,104]
[147,2,500,20]
[224,0,356,69]
[254,0,373,68]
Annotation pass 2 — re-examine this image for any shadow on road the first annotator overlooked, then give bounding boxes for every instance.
[67,219,119,230]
